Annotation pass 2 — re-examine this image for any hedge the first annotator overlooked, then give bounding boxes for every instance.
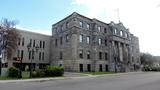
[45,65,64,77]
[32,65,64,78]
[8,67,20,78]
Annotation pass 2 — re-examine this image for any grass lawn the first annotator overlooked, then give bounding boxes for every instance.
[82,72,117,75]
[0,77,17,80]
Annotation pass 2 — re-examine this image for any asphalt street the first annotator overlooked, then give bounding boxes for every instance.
[1,72,160,90]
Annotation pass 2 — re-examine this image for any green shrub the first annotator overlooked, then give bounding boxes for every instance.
[45,65,64,77]
[32,71,37,78]
[36,69,45,77]
[32,69,45,78]
[8,67,20,78]
[143,66,160,72]
[31,66,64,78]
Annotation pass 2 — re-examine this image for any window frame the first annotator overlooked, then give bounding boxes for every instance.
[99,52,102,60]
[79,21,83,28]
[120,30,123,36]
[105,52,108,60]
[87,36,90,44]
[87,51,90,59]
[79,34,83,43]
[86,23,90,30]
[98,38,102,45]
[79,50,83,59]
[98,26,101,32]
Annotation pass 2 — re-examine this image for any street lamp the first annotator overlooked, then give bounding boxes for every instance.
[27,43,39,78]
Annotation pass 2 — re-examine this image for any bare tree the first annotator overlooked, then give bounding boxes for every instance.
[0,18,21,60]
[140,53,155,67]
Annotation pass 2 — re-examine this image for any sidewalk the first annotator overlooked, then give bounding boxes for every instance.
[0,72,143,83]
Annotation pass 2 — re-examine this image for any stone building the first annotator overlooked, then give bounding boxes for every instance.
[0,12,140,72]
[51,12,141,72]
[5,30,51,71]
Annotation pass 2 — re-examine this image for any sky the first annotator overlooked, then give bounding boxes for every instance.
[0,0,160,56]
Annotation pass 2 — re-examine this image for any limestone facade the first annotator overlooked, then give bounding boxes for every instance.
[51,12,141,72]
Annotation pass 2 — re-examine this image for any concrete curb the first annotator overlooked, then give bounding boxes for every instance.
[0,77,65,83]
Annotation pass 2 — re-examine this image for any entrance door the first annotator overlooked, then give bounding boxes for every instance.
[79,64,83,72]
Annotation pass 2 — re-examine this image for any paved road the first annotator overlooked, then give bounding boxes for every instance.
[1,72,160,90]
[64,72,89,77]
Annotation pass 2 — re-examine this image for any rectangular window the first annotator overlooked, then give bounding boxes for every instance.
[43,41,45,48]
[60,37,63,45]
[105,39,107,46]
[18,38,21,46]
[30,39,32,47]
[79,50,83,59]
[22,38,24,46]
[120,31,123,36]
[79,21,83,28]
[86,23,90,30]
[66,22,69,28]
[39,52,41,60]
[105,53,108,60]
[79,35,83,42]
[32,51,34,60]
[87,51,90,59]
[125,32,128,38]
[87,36,90,44]
[98,38,102,45]
[105,65,109,71]
[114,29,117,34]
[99,64,103,72]
[29,51,31,60]
[60,52,63,59]
[21,50,24,59]
[17,50,20,57]
[104,28,107,33]
[99,52,102,60]
[66,34,69,42]
[42,52,44,60]
[79,64,83,72]
[40,40,42,48]
[55,39,58,46]
[33,40,35,47]
[59,26,63,33]
[98,26,101,32]
[87,64,91,72]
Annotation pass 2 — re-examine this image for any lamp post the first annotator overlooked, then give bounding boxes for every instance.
[18,57,22,78]
[27,43,39,78]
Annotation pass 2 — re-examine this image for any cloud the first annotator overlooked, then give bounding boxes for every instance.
[72,0,118,22]
[72,0,160,55]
